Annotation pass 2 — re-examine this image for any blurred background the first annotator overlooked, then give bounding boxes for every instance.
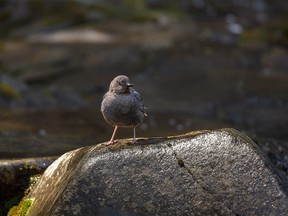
[0,0,288,174]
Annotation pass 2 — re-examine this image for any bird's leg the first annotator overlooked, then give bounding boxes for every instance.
[106,125,118,145]
[131,126,137,144]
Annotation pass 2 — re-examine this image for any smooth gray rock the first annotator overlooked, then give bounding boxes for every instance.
[26,129,288,216]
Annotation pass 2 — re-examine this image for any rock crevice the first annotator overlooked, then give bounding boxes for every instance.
[167,141,238,216]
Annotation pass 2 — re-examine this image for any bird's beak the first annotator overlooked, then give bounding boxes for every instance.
[126,83,134,87]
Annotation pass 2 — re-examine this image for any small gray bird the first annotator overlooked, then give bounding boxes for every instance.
[101,75,147,145]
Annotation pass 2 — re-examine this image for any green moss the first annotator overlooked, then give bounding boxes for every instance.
[91,3,183,23]
[20,165,43,196]
[0,41,5,52]
[2,195,23,216]
[238,28,266,48]
[8,199,34,216]
[41,2,87,25]
[0,83,20,99]
[2,164,44,216]
[262,16,288,46]
[26,174,41,195]
[238,15,288,48]
[127,11,158,22]
[31,0,92,26]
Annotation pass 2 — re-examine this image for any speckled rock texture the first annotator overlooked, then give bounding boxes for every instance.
[26,129,288,216]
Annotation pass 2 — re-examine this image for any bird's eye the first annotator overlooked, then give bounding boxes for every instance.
[117,80,125,86]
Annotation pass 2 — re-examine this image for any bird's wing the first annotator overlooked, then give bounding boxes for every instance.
[100,92,110,112]
[132,90,147,116]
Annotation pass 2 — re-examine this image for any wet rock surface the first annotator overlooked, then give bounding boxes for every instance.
[25,129,288,216]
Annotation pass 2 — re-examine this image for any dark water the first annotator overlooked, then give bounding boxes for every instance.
[0,0,288,159]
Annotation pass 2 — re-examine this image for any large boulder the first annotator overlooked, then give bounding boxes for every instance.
[25,128,288,216]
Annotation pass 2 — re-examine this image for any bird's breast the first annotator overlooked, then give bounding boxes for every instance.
[101,93,144,127]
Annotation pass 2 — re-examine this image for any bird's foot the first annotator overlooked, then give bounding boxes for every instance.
[105,140,118,146]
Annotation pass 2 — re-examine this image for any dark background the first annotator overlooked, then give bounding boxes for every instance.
[0,0,288,173]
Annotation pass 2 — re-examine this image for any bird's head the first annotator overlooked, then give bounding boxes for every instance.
[109,75,134,94]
